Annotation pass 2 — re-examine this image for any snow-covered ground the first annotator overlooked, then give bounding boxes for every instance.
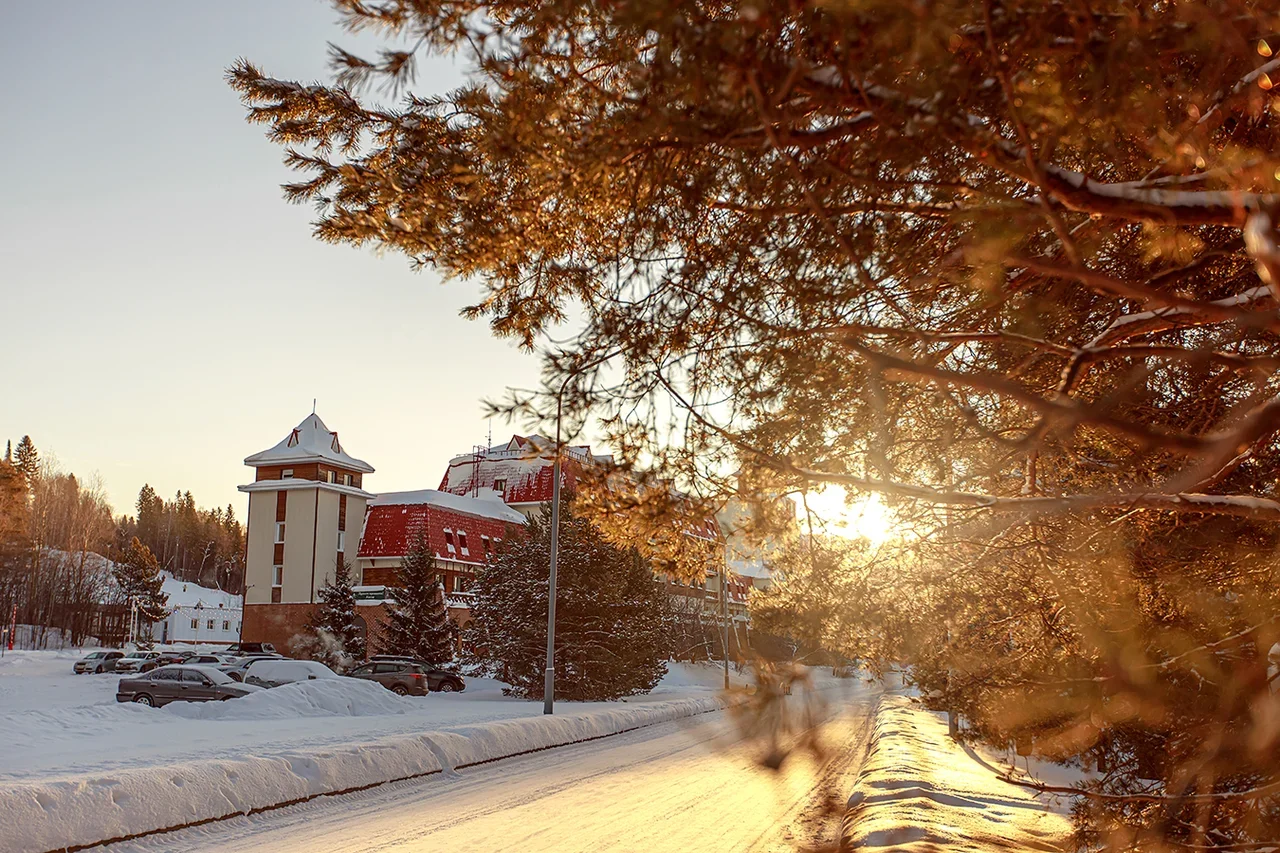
[93,704,878,853]
[0,650,754,783]
[843,694,1075,852]
[0,650,872,852]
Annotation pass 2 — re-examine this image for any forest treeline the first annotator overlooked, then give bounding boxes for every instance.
[0,435,244,645]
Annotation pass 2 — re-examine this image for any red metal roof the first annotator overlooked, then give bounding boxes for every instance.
[358,501,522,562]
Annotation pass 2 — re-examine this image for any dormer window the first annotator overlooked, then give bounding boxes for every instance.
[343,473,352,486]
[325,470,336,484]
[282,469,294,479]
[457,531,469,556]
[494,478,507,493]
[444,530,456,554]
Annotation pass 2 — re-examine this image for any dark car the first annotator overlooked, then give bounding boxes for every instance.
[218,653,285,682]
[73,650,125,674]
[226,642,276,655]
[114,651,164,674]
[348,660,431,696]
[116,665,261,707]
[369,655,465,692]
[156,650,197,666]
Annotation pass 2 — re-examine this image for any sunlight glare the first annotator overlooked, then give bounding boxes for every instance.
[796,486,898,545]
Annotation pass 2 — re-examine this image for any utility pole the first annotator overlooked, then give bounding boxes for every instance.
[544,348,623,715]
[720,566,730,690]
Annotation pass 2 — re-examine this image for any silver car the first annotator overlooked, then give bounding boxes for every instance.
[73,650,125,674]
[114,651,164,673]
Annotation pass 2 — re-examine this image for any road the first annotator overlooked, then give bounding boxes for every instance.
[95,688,877,853]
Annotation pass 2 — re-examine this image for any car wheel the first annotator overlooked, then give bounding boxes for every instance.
[392,685,409,696]
[95,665,104,674]
[439,682,457,693]
[133,694,154,707]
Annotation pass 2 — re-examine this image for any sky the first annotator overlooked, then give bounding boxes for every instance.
[0,2,549,518]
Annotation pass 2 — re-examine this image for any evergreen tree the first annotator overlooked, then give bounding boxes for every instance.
[296,559,365,670]
[383,536,455,664]
[468,501,667,701]
[13,436,38,485]
[112,537,169,644]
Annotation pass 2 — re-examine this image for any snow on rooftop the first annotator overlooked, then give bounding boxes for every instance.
[160,572,242,611]
[369,489,527,524]
[243,413,374,473]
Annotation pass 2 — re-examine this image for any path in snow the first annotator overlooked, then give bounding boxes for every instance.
[91,696,877,853]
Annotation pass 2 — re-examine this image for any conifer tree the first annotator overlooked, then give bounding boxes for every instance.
[468,501,667,701]
[112,537,169,645]
[384,536,455,664]
[296,559,365,670]
[13,436,38,485]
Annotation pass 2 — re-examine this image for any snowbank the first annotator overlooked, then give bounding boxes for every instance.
[841,695,1073,852]
[0,692,724,853]
[163,678,416,721]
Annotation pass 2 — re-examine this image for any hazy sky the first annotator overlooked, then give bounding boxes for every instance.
[1,2,549,518]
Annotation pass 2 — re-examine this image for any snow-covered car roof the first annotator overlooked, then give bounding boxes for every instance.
[246,659,337,680]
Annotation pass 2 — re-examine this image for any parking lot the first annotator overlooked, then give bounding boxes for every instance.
[0,648,747,784]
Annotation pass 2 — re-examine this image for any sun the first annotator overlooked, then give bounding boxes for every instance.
[795,486,897,545]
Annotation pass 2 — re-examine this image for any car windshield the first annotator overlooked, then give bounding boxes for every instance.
[85,652,103,659]
[188,666,234,685]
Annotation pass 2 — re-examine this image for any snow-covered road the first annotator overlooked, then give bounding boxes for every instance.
[93,698,877,853]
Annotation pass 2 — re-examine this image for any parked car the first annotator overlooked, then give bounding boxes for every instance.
[226,642,276,656]
[156,650,197,666]
[218,653,285,682]
[348,660,431,696]
[73,650,125,674]
[116,665,262,707]
[187,653,237,666]
[243,659,337,688]
[369,655,466,692]
[114,651,164,673]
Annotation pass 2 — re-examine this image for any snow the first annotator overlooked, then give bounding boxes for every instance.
[842,695,1073,852]
[242,413,374,473]
[0,659,777,853]
[160,572,241,610]
[72,690,877,853]
[368,488,527,524]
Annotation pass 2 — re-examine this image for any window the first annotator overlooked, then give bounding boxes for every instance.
[190,618,198,629]
[350,664,373,676]
[182,670,207,684]
[373,663,403,674]
[222,620,229,632]
[275,522,286,543]
[481,536,491,557]
[454,575,468,593]
[326,470,336,484]
[207,619,215,630]
[444,530,456,554]
[337,531,346,553]
[272,565,283,587]
[152,669,179,681]
[236,622,241,633]
[493,478,507,492]
[457,531,469,555]
[282,469,294,479]
[343,473,352,486]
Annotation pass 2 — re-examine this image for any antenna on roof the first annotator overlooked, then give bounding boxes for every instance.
[312,398,317,415]
[487,419,492,451]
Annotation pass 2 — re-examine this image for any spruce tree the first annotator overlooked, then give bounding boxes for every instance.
[13,436,37,485]
[112,537,169,645]
[383,536,455,664]
[468,501,668,701]
[296,559,365,670]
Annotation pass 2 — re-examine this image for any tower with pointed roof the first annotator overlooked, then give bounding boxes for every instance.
[238,414,375,651]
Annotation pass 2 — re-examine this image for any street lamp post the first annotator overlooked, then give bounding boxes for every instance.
[543,384,567,715]
[543,350,621,716]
